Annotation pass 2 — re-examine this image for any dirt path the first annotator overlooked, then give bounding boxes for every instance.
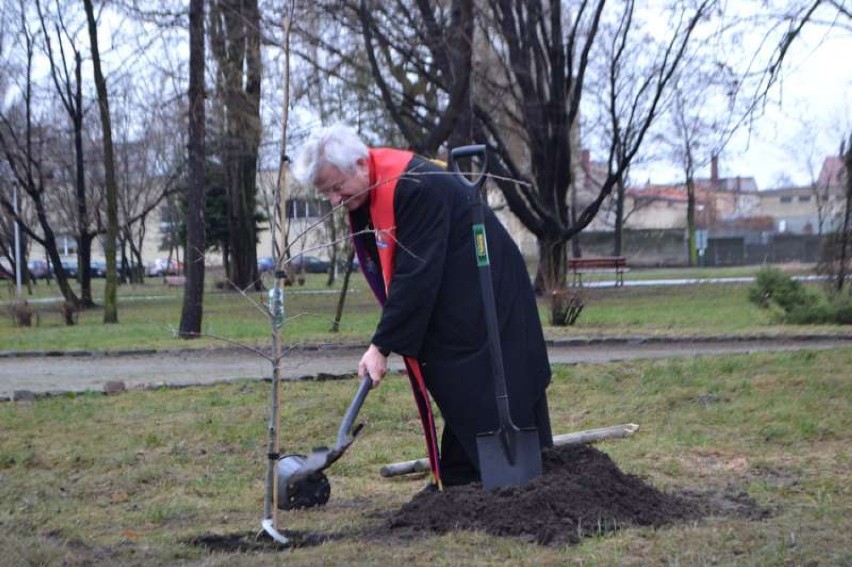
[2,336,851,398]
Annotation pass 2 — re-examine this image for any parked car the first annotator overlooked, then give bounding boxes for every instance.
[90,259,107,278]
[290,254,330,274]
[257,256,275,273]
[58,258,78,278]
[337,256,360,273]
[145,258,183,277]
[27,259,51,279]
[118,261,144,279]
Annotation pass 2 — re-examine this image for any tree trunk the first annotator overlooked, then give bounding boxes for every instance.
[837,136,852,292]
[226,157,260,288]
[326,211,338,287]
[83,0,119,323]
[614,178,626,257]
[686,177,696,267]
[570,181,582,259]
[210,0,262,291]
[77,233,95,306]
[72,52,96,308]
[330,247,356,332]
[180,0,207,337]
[536,236,568,298]
[39,206,79,308]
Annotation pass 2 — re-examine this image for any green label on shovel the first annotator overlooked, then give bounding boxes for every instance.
[473,224,489,267]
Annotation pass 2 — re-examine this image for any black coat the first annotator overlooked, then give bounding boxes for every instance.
[353,156,551,464]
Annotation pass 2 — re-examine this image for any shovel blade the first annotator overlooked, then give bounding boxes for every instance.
[476,425,542,490]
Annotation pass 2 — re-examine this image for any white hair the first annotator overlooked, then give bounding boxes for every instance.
[291,123,369,187]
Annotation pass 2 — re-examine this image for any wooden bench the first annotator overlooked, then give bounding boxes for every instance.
[568,256,628,287]
[8,300,79,327]
[164,275,186,288]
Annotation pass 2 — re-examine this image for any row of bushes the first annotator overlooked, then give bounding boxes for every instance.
[748,267,852,324]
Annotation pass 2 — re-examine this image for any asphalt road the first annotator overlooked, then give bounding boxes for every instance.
[3,336,851,398]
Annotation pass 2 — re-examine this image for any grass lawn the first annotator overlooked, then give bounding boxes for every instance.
[3,264,849,353]
[2,348,851,565]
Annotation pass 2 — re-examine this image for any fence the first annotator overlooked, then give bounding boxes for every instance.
[574,229,827,267]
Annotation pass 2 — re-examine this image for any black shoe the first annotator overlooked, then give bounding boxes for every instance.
[417,482,439,495]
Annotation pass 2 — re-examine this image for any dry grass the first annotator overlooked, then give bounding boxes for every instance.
[2,347,851,565]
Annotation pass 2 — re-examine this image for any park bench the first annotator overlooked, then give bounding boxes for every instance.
[568,256,628,287]
[164,275,186,288]
[7,299,78,327]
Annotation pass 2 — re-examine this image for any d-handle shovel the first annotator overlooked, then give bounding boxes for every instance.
[449,145,542,491]
[277,375,372,506]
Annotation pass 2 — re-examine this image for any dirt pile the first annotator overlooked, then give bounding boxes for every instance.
[387,444,697,546]
[190,444,768,553]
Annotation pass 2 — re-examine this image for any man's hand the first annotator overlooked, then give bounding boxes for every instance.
[359,343,388,386]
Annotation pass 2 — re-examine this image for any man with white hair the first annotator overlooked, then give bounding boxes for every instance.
[292,123,552,489]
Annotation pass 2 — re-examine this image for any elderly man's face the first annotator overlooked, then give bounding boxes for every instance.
[315,158,371,211]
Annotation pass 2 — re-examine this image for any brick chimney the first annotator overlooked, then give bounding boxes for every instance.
[710,154,719,186]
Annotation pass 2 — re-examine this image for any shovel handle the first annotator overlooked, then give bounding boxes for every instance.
[449,145,515,429]
[448,145,488,195]
[336,375,372,449]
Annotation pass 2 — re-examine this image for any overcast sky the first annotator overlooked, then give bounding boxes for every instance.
[635,18,851,191]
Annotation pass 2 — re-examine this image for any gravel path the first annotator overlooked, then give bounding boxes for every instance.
[3,335,851,399]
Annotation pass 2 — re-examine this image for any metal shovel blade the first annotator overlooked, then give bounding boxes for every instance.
[277,376,371,492]
[276,454,331,510]
[476,423,542,490]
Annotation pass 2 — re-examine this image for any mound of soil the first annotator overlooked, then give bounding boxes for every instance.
[387,444,698,546]
[188,445,769,553]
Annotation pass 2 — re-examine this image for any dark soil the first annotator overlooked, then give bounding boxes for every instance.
[384,444,767,546]
[188,444,770,553]
[188,529,333,552]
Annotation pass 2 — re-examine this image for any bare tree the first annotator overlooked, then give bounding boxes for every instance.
[209,0,263,291]
[109,1,196,284]
[471,1,716,292]
[33,0,105,305]
[752,1,851,108]
[0,3,80,307]
[83,0,119,323]
[585,14,658,258]
[296,1,713,297]
[288,1,473,152]
[112,92,183,284]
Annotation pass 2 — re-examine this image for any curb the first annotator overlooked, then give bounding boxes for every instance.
[0,341,368,360]
[4,333,852,360]
[546,333,852,347]
[1,372,359,404]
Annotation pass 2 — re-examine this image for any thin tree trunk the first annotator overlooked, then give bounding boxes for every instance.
[686,176,696,267]
[614,179,626,257]
[330,248,356,332]
[837,137,852,292]
[78,233,95,305]
[72,53,96,308]
[83,0,119,323]
[326,212,338,287]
